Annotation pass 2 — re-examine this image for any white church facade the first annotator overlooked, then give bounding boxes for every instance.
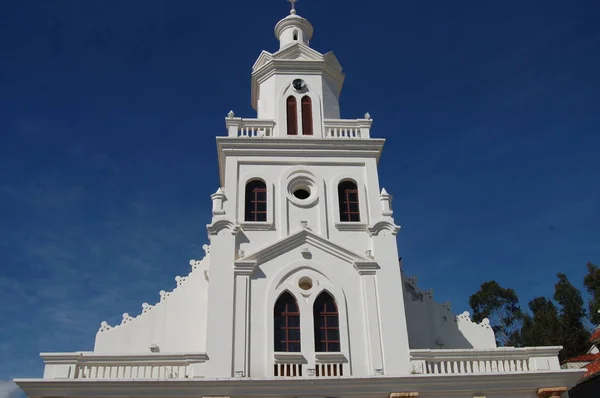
[16,5,584,398]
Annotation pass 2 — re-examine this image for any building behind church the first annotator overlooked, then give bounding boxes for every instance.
[15,4,585,398]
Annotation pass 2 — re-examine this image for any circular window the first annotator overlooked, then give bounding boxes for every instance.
[298,276,313,291]
[287,172,318,208]
[293,189,310,200]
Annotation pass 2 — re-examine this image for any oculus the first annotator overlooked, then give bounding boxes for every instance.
[292,78,306,91]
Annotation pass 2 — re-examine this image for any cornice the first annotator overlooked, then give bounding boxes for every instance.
[273,42,323,62]
[217,138,385,186]
[354,261,381,276]
[233,261,256,276]
[14,369,585,398]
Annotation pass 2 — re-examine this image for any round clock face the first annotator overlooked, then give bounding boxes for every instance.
[292,79,306,91]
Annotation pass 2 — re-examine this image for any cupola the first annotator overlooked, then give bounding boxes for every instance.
[274,7,314,49]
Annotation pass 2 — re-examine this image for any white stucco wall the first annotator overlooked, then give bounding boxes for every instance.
[94,257,209,354]
[402,275,496,349]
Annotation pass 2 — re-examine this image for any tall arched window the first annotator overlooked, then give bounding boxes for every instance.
[338,180,360,222]
[286,96,298,135]
[245,180,267,222]
[313,292,340,352]
[301,96,313,135]
[274,292,301,352]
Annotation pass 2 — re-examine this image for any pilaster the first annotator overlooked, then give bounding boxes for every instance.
[204,219,241,377]
[232,261,255,377]
[355,263,384,375]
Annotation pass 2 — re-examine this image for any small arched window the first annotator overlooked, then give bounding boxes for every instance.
[301,96,313,135]
[338,180,360,222]
[245,180,267,222]
[287,96,298,135]
[314,292,340,352]
[274,292,301,352]
[293,30,299,41]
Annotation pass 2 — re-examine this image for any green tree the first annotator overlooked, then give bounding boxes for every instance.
[520,297,560,347]
[554,273,590,361]
[583,262,600,325]
[469,281,523,346]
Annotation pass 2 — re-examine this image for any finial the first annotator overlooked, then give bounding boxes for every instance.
[288,0,298,15]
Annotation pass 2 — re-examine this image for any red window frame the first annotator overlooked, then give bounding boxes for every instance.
[287,96,298,135]
[245,180,267,222]
[314,292,340,352]
[274,292,301,352]
[301,96,313,135]
[338,181,360,222]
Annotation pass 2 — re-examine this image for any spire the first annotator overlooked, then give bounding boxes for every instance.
[275,0,313,49]
[288,0,298,15]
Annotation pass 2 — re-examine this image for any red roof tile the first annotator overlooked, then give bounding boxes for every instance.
[583,359,600,380]
[565,354,600,363]
[590,328,600,343]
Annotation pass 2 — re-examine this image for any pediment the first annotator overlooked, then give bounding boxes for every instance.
[235,228,377,273]
[272,42,324,62]
[252,50,273,71]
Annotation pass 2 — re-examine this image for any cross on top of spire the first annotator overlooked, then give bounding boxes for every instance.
[287,0,298,15]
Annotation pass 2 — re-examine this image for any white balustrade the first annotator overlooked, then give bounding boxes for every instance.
[76,363,190,379]
[41,352,207,380]
[410,347,562,375]
[226,117,275,137]
[324,119,372,139]
[316,362,343,377]
[274,362,303,377]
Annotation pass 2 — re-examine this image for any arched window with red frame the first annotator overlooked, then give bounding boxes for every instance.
[338,180,360,222]
[286,96,298,135]
[274,292,301,352]
[301,96,313,135]
[245,180,267,222]
[313,292,340,352]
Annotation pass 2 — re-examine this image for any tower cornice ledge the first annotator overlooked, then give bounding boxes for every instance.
[217,138,385,186]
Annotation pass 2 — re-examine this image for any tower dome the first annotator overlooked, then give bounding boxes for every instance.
[274,9,314,49]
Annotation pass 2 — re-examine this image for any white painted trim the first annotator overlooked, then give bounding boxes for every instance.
[15,369,586,397]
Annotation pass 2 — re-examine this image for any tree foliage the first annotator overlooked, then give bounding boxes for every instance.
[554,273,590,360]
[469,281,522,346]
[469,267,595,362]
[520,297,560,347]
[584,262,600,324]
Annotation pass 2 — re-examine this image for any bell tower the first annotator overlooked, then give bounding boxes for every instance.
[243,3,357,137]
[206,2,412,378]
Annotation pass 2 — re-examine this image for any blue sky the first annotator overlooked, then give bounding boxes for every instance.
[1,0,599,391]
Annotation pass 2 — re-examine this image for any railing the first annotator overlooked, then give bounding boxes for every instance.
[324,119,372,139]
[76,362,191,380]
[41,352,208,380]
[316,362,343,376]
[226,117,275,138]
[274,362,303,377]
[273,353,346,378]
[410,347,562,375]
